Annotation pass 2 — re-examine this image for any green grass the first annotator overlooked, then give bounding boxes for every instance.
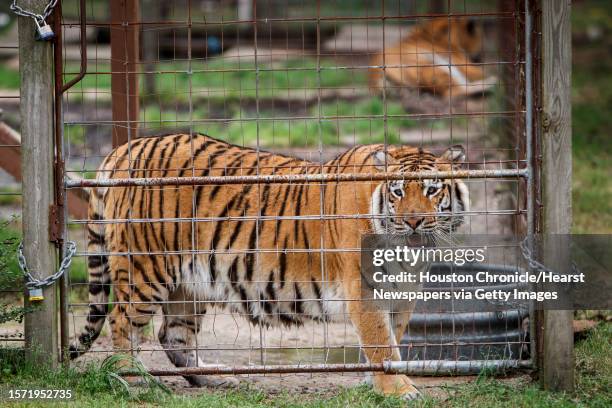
[60,58,366,103]
[0,220,21,292]
[216,98,412,147]
[69,256,88,284]
[0,352,170,406]
[571,0,612,33]
[64,125,88,148]
[0,65,19,90]
[77,96,415,150]
[0,187,21,206]
[4,57,367,99]
[0,323,610,407]
[58,58,417,149]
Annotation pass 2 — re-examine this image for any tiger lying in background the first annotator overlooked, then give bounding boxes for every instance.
[369,17,495,98]
[70,134,470,399]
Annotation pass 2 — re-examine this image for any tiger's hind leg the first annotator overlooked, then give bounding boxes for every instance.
[158,286,238,388]
[106,300,160,385]
[108,255,165,363]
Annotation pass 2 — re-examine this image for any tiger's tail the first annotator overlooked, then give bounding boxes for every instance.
[69,181,110,359]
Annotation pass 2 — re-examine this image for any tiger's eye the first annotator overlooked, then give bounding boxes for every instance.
[427,186,437,195]
[391,187,403,198]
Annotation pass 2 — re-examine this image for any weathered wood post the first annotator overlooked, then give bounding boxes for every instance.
[539,0,574,392]
[142,0,159,97]
[110,0,140,147]
[18,0,59,368]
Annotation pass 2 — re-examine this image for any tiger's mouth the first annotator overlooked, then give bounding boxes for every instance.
[380,215,462,238]
[378,220,439,247]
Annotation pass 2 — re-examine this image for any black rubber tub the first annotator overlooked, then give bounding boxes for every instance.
[400,263,530,361]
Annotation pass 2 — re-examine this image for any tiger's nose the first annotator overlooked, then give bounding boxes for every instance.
[406,217,424,230]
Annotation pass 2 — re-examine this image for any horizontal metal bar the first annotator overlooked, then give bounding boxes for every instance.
[67,168,527,189]
[64,163,526,175]
[67,287,528,305]
[64,164,524,175]
[76,342,528,355]
[68,295,526,307]
[384,359,532,375]
[65,294,524,306]
[64,110,523,126]
[72,244,525,257]
[66,209,524,225]
[66,11,517,28]
[63,59,522,72]
[63,61,519,76]
[73,241,527,256]
[132,363,381,376]
[409,310,526,327]
[122,359,531,377]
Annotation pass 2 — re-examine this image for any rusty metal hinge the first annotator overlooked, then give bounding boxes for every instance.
[49,156,66,245]
[49,203,64,245]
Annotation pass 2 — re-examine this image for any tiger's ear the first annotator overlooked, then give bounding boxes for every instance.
[371,150,397,171]
[425,18,450,39]
[437,145,466,169]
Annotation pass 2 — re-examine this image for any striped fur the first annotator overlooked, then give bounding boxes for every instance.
[70,134,469,397]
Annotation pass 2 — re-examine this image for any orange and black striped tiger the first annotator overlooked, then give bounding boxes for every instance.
[70,134,469,399]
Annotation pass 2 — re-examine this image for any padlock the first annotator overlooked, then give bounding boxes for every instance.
[34,18,54,41]
[28,288,44,302]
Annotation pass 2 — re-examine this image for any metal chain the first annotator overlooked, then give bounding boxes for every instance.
[10,0,58,21]
[519,237,580,276]
[482,237,580,309]
[18,241,77,290]
[520,237,550,273]
[0,332,24,339]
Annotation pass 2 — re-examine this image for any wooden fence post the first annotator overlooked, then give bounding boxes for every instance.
[18,0,59,368]
[142,0,159,97]
[539,0,574,392]
[110,0,140,147]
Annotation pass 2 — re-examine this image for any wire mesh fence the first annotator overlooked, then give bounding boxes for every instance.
[52,0,532,390]
[0,10,24,345]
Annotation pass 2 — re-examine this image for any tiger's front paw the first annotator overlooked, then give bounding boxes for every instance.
[181,361,239,388]
[373,373,421,400]
[185,374,240,388]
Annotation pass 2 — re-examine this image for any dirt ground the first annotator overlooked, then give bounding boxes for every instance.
[71,313,528,397]
[75,315,365,393]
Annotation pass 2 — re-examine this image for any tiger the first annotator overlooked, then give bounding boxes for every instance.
[369,17,495,99]
[69,133,470,399]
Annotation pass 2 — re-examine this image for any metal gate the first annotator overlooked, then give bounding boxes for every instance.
[53,0,537,386]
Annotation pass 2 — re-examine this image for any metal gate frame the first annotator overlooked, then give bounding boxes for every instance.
[50,0,543,378]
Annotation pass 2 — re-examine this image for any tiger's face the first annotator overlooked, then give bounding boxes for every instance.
[370,145,470,237]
